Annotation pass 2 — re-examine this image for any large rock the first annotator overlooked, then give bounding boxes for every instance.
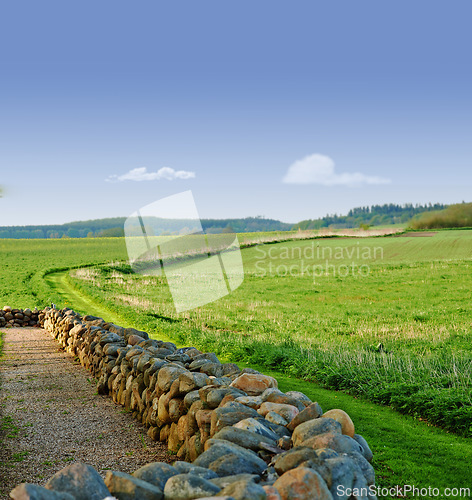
[263,392,306,412]
[257,402,299,422]
[347,451,375,485]
[273,467,333,500]
[220,479,267,500]
[200,387,246,409]
[210,406,260,436]
[173,461,218,480]
[354,434,373,462]
[104,470,163,500]
[194,439,267,477]
[233,395,263,409]
[179,372,211,393]
[273,447,338,476]
[133,462,178,490]
[230,373,277,396]
[10,484,75,500]
[292,418,342,446]
[158,366,188,392]
[99,332,124,345]
[302,432,365,456]
[45,463,110,500]
[265,411,288,427]
[163,473,221,500]
[287,402,323,431]
[213,426,278,452]
[322,409,355,438]
[209,474,260,489]
[285,391,312,405]
[234,417,280,441]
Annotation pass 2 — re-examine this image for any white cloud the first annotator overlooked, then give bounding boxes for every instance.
[107,167,196,182]
[282,154,391,186]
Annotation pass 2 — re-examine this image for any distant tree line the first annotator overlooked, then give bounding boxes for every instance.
[0,217,293,239]
[2,203,464,239]
[294,203,448,230]
[409,202,472,229]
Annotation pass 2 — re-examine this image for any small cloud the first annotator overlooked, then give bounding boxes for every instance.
[107,167,196,182]
[283,154,391,186]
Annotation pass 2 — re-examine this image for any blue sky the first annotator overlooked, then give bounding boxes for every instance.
[1,1,471,225]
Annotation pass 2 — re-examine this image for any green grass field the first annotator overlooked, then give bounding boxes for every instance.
[1,230,472,497]
[65,230,472,437]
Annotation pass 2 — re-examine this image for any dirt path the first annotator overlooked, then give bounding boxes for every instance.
[0,327,170,498]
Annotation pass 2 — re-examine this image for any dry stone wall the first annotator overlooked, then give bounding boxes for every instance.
[8,307,377,500]
[1,306,39,328]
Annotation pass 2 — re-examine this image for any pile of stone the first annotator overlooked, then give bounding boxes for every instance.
[11,307,376,499]
[0,305,39,328]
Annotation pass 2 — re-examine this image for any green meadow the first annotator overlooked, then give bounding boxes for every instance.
[1,230,472,496]
[64,230,472,436]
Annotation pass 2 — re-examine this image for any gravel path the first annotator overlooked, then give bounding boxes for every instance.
[0,327,170,498]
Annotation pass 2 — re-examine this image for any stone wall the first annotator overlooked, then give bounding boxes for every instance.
[9,307,377,500]
[0,306,39,328]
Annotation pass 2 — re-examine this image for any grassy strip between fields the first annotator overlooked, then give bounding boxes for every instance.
[43,269,472,498]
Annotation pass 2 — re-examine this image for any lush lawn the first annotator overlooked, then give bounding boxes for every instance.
[0,238,127,307]
[67,230,472,436]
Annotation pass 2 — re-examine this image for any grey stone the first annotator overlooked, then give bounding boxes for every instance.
[184,390,202,409]
[179,372,211,394]
[213,426,277,452]
[354,434,373,462]
[99,332,124,345]
[292,418,342,446]
[152,348,174,359]
[287,402,323,431]
[210,474,259,489]
[261,388,283,401]
[233,417,279,441]
[125,346,144,360]
[233,396,262,409]
[194,439,267,477]
[10,483,75,500]
[199,362,225,377]
[104,470,163,500]
[125,327,149,340]
[256,417,291,439]
[158,365,188,392]
[103,343,123,357]
[273,447,326,475]
[201,387,246,409]
[163,473,221,500]
[210,406,260,435]
[220,363,240,376]
[133,462,178,490]
[173,461,218,480]
[285,390,312,404]
[191,352,220,365]
[166,353,191,364]
[347,451,375,485]
[220,479,266,500]
[137,353,153,373]
[326,456,357,500]
[264,410,288,426]
[45,463,110,500]
[302,432,365,456]
[161,341,177,351]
